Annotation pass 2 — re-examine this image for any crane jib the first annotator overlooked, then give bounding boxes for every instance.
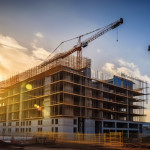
[41,18,123,67]
[112,18,123,29]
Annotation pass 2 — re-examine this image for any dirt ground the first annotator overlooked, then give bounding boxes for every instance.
[0,141,123,150]
[1,141,150,150]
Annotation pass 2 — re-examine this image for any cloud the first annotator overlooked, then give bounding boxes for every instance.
[97,49,102,53]
[35,32,44,38]
[0,34,49,78]
[118,59,136,69]
[102,59,150,84]
[32,47,50,60]
[31,39,51,60]
[0,34,27,50]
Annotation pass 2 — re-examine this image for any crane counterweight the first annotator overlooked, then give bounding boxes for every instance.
[148,45,150,51]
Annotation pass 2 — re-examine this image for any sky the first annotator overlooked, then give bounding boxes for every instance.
[0,0,150,121]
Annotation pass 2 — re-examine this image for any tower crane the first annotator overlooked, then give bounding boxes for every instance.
[41,18,123,69]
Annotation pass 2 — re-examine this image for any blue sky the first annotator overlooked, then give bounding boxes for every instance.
[0,0,150,72]
[0,0,150,119]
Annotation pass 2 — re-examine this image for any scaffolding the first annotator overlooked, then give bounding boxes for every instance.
[121,73,149,122]
[0,63,147,122]
[0,51,148,142]
[0,55,91,90]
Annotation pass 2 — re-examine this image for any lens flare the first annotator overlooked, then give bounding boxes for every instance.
[34,104,37,108]
[26,84,32,90]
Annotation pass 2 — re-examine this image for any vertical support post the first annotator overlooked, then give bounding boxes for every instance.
[101,121,104,134]
[122,131,123,145]
[109,132,112,145]
[77,47,82,70]
[115,122,117,132]
[127,123,129,138]
[140,133,142,143]
[121,132,123,146]
[78,132,80,143]
[99,132,100,144]
[104,133,106,145]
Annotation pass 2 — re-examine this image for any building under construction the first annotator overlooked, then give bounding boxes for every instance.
[0,18,149,137]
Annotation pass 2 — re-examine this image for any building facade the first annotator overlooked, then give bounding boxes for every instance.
[0,56,147,137]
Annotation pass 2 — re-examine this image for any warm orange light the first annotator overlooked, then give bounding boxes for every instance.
[38,107,42,111]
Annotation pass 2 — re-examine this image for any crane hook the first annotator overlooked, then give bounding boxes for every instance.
[116,28,118,42]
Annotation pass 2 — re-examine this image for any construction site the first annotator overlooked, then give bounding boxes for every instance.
[0,18,150,149]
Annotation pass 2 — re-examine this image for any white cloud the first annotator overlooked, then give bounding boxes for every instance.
[31,39,51,60]
[118,59,136,69]
[32,47,50,60]
[0,34,27,50]
[102,63,116,75]
[102,59,150,84]
[97,48,102,53]
[0,34,43,78]
[0,33,52,79]
[35,32,44,38]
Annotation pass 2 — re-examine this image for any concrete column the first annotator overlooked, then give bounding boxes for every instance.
[20,83,25,121]
[138,124,140,135]
[101,121,104,134]
[44,76,51,119]
[127,123,129,138]
[127,90,129,121]
[115,122,117,132]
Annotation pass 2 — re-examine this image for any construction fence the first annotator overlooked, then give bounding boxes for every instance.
[122,133,150,143]
[0,132,123,147]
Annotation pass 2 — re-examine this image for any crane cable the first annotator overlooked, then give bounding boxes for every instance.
[117,28,118,42]
[45,26,105,61]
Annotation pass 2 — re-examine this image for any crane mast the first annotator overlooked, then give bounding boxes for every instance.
[41,18,123,69]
